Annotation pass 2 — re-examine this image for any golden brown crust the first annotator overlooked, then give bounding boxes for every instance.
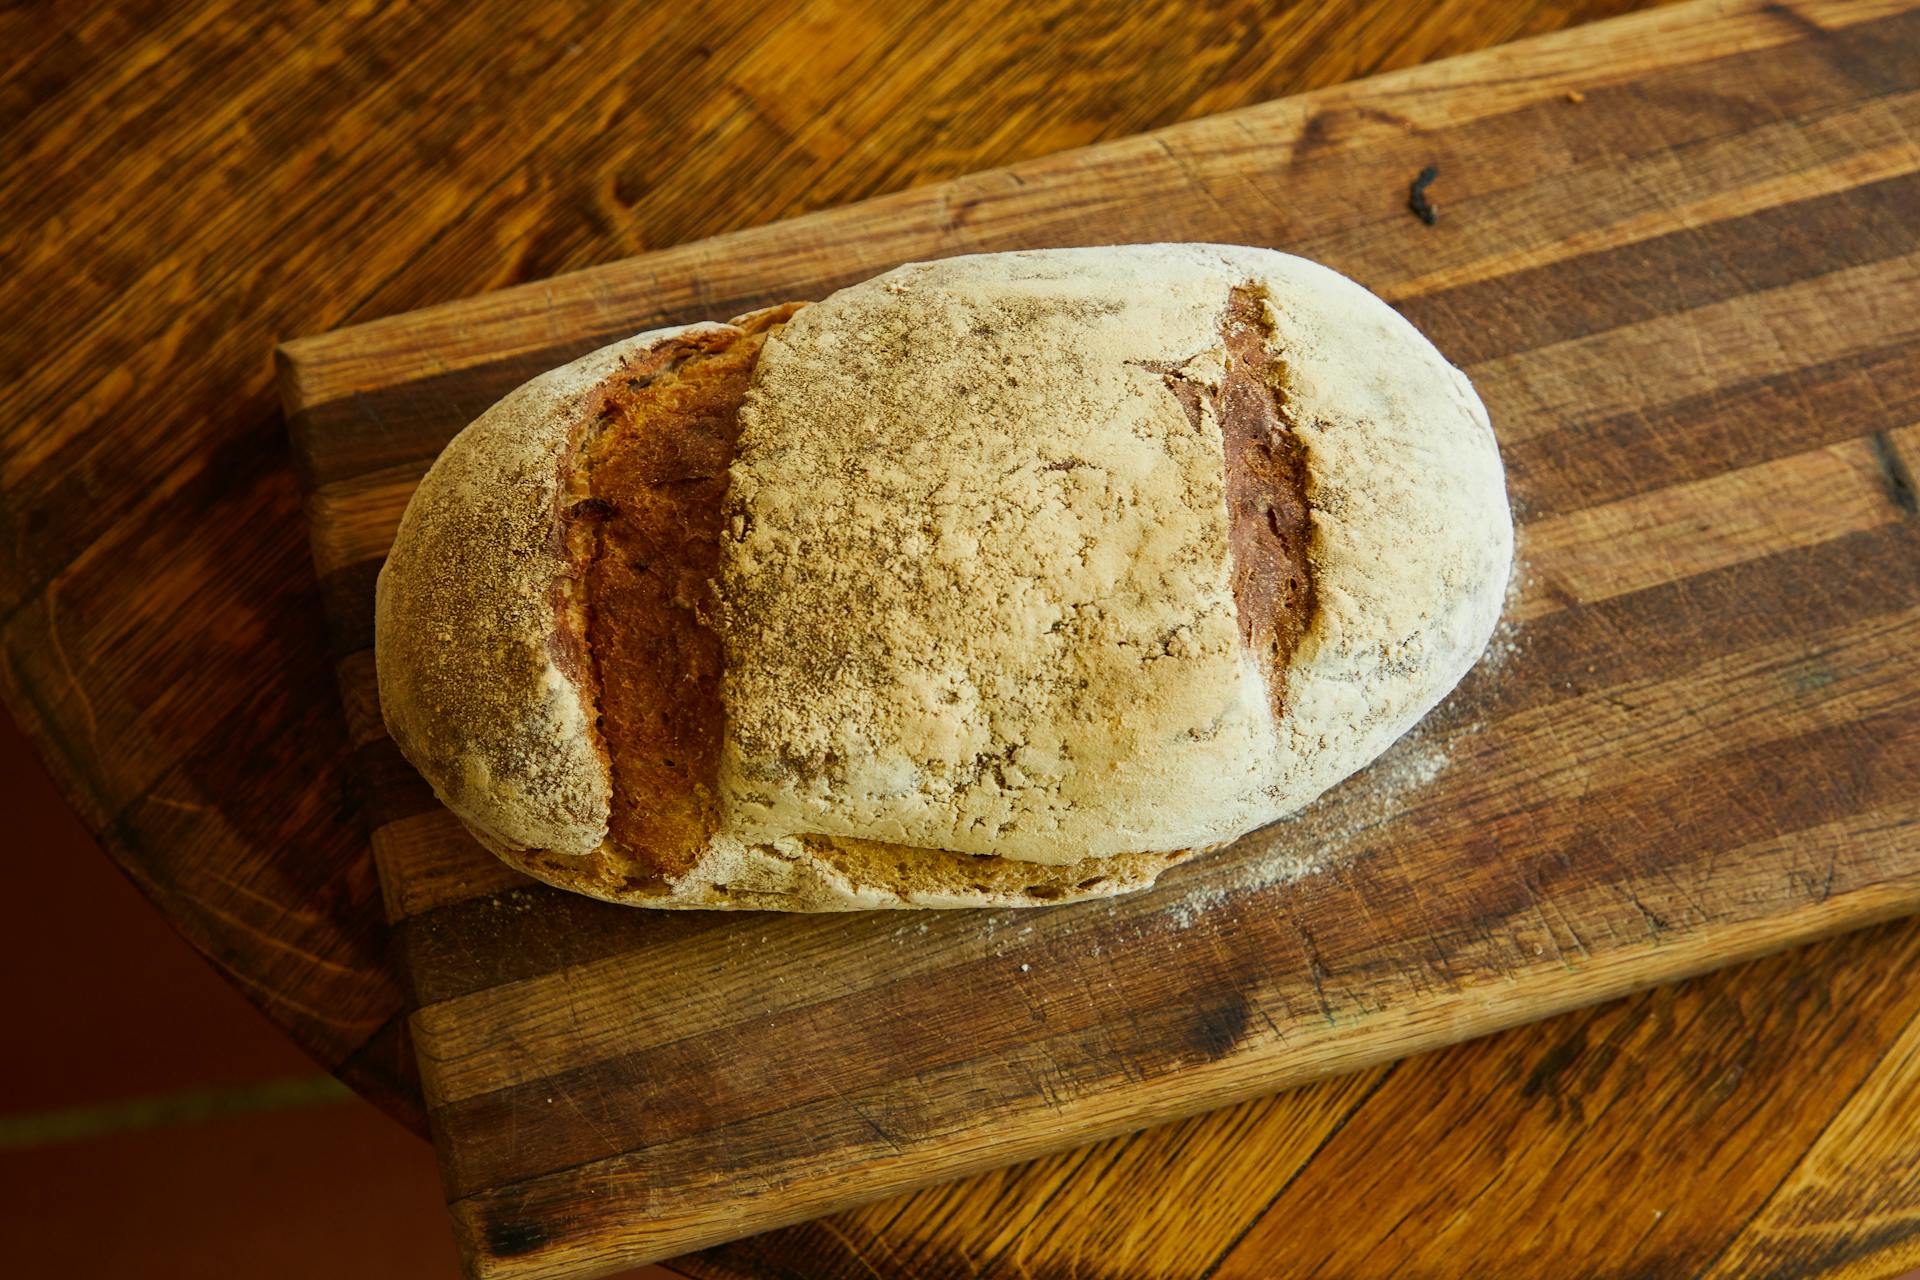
[575,305,804,882]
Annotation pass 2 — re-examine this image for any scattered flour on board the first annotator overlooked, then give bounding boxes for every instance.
[1163,729,1456,930]
[1480,619,1520,676]
[1478,546,1529,675]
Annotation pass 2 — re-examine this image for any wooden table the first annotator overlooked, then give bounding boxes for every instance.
[6,1,1918,1275]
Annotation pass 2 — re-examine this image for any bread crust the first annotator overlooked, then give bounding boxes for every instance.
[377,246,1513,910]
[376,324,731,858]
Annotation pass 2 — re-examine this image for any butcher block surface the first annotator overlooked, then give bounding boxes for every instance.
[278,1,1920,1275]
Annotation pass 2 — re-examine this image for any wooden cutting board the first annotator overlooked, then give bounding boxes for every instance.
[278,1,1920,1275]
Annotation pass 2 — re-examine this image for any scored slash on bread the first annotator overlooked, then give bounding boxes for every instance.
[375,246,1512,910]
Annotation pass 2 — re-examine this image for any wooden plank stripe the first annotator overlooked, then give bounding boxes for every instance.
[317,557,380,659]
[1378,103,1920,303]
[354,736,441,834]
[1514,424,1919,621]
[286,333,634,496]
[1399,609,1920,881]
[400,881,744,1005]
[1475,250,1920,441]
[413,597,1920,1116]
[306,462,427,581]
[1444,520,1920,728]
[1247,87,1920,343]
[1398,170,1920,367]
[371,808,531,925]
[1505,340,1920,521]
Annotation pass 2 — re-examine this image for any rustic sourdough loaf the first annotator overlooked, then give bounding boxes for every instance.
[376,245,1512,909]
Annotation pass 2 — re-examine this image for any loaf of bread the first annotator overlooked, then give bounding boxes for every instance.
[376,245,1512,910]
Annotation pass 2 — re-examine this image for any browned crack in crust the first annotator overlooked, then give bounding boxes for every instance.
[1138,285,1317,720]
[543,341,701,747]
[1219,284,1317,720]
[560,304,805,885]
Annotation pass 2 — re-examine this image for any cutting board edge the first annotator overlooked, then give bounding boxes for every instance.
[438,873,1920,1278]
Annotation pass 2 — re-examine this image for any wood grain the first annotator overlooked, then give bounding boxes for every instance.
[270,2,1920,1276]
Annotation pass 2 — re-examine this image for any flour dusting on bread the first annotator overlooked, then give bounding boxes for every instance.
[376,245,1513,911]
